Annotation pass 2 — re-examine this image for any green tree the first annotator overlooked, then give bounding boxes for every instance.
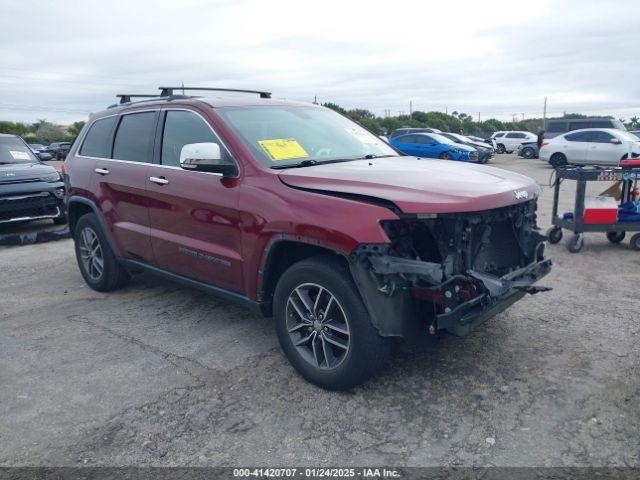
[35,122,65,143]
[67,121,86,137]
[0,121,30,136]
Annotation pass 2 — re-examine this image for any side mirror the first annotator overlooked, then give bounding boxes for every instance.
[179,143,237,176]
[610,138,622,144]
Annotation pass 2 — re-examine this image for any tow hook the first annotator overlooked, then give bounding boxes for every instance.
[514,285,552,295]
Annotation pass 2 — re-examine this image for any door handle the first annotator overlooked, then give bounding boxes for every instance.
[149,176,169,185]
[94,168,110,175]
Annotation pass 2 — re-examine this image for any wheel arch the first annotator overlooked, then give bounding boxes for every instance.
[67,196,120,257]
[258,240,350,316]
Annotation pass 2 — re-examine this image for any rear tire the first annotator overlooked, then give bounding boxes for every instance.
[73,213,130,292]
[522,147,535,159]
[273,256,391,390]
[606,231,625,244]
[496,144,505,154]
[550,153,568,168]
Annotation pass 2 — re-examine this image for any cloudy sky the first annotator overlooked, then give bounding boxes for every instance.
[1,0,639,124]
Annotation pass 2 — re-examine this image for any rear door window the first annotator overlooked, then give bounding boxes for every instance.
[565,132,590,142]
[506,132,525,138]
[79,116,117,158]
[112,111,158,163]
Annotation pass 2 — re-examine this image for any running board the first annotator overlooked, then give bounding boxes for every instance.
[121,259,269,317]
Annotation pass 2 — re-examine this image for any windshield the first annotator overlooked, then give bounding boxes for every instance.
[428,133,456,145]
[0,137,39,164]
[215,105,398,168]
[447,133,470,142]
[616,130,640,142]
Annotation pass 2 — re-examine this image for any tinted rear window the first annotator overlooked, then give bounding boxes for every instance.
[113,112,157,163]
[80,116,117,158]
[547,121,568,133]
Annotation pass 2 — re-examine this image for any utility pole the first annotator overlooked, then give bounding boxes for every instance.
[542,96,547,130]
[478,112,481,124]
[409,100,413,116]
[313,95,317,105]
[445,106,448,115]
[522,113,525,121]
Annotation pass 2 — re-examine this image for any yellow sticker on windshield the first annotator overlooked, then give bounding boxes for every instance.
[258,138,309,161]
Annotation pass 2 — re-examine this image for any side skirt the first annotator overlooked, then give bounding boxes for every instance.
[122,259,270,317]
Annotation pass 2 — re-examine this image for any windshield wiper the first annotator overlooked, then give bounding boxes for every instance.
[271,159,319,170]
[358,154,397,160]
[270,155,397,170]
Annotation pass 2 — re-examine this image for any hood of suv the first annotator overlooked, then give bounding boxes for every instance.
[0,162,56,184]
[278,157,540,214]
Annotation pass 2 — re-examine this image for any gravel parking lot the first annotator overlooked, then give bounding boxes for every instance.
[1,154,639,467]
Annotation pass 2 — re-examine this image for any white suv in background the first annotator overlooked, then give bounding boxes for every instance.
[491,131,537,154]
[539,128,640,167]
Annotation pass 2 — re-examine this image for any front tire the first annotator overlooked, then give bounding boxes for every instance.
[546,226,563,244]
[73,213,130,292]
[274,256,390,390]
[567,233,584,253]
[496,144,505,154]
[439,151,452,160]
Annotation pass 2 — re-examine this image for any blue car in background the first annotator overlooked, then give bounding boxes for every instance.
[390,133,479,162]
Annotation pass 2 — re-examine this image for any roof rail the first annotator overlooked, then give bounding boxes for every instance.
[116,94,161,104]
[158,86,271,99]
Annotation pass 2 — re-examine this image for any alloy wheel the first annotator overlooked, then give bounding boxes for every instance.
[286,283,351,370]
[79,227,104,280]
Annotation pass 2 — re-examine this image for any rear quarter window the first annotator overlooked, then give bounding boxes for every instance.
[80,116,117,158]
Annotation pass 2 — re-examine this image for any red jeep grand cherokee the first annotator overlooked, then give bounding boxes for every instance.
[64,87,551,390]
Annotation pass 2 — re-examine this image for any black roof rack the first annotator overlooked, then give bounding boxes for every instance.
[158,86,271,99]
[116,94,161,104]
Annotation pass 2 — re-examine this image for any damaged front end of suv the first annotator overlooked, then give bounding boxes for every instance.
[350,200,551,338]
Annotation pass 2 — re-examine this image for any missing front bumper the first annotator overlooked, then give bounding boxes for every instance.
[434,259,552,336]
[350,253,552,339]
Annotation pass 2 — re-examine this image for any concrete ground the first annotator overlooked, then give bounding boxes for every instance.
[1,154,638,467]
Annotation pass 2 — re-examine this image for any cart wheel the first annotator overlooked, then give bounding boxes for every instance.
[606,231,625,244]
[630,233,640,251]
[567,234,584,253]
[546,226,563,244]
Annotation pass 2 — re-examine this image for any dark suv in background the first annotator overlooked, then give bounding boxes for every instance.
[64,87,550,390]
[49,141,72,160]
[0,134,66,225]
[545,117,626,139]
